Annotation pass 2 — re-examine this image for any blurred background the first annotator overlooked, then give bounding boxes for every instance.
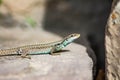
[0,0,112,79]
[43,0,112,78]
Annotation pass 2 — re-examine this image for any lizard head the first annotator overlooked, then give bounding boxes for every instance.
[62,33,80,46]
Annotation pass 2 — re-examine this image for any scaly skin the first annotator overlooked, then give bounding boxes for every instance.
[0,33,80,58]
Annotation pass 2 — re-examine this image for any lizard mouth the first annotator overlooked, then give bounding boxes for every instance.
[74,34,80,39]
[77,34,80,38]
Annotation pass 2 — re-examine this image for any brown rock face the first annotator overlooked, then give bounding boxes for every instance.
[105,0,120,80]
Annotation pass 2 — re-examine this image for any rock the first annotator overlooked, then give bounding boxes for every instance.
[105,0,120,80]
[0,28,93,80]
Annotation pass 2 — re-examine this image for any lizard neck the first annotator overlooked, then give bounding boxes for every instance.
[62,38,73,47]
[54,39,72,51]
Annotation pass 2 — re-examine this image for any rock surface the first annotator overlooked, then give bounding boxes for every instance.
[105,0,120,80]
[0,28,93,80]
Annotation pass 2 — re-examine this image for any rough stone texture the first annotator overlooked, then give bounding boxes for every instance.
[0,28,93,80]
[105,0,120,80]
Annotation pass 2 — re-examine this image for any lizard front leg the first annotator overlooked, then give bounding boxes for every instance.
[17,48,31,59]
[50,45,60,55]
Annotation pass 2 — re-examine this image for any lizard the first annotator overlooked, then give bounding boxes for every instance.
[0,33,80,59]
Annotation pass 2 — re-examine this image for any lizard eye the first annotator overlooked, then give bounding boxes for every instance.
[71,34,74,37]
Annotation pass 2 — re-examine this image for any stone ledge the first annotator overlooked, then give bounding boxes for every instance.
[0,43,93,80]
[0,28,93,80]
